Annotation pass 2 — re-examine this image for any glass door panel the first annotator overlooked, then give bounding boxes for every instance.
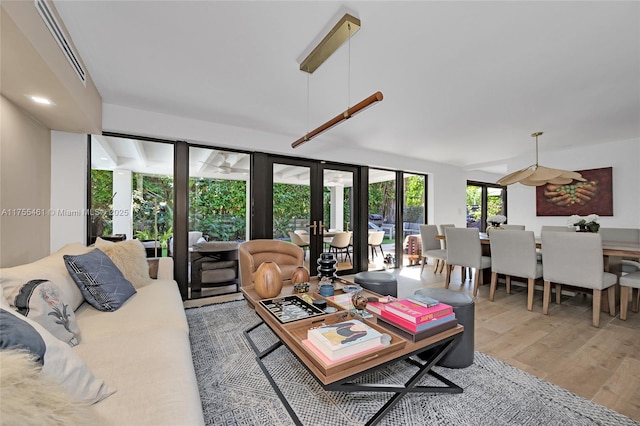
[272,163,312,271]
[188,147,249,299]
[368,169,396,270]
[466,182,506,232]
[402,173,425,267]
[322,168,354,273]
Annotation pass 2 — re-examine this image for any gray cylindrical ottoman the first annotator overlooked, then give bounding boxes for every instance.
[354,271,398,297]
[414,288,474,368]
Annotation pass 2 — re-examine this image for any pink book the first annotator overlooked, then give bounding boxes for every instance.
[364,301,386,316]
[301,339,385,366]
[380,310,456,333]
[384,299,453,324]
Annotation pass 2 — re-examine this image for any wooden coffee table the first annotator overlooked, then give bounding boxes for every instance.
[242,278,464,426]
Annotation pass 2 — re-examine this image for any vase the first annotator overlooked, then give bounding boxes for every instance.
[316,252,337,282]
[254,261,282,299]
[486,224,504,235]
[291,266,310,284]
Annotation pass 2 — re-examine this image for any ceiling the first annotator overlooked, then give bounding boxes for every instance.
[27,2,640,171]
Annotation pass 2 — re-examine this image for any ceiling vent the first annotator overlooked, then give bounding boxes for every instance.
[34,0,86,86]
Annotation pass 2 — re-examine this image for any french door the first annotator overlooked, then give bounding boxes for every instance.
[269,157,360,276]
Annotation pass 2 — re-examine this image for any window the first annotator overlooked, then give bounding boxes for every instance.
[466,181,506,231]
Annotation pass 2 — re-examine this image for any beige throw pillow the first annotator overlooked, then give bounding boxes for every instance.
[94,238,152,289]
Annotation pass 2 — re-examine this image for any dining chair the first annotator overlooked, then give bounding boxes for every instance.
[419,225,447,274]
[619,271,640,320]
[288,231,310,259]
[489,230,542,310]
[367,231,385,260]
[444,227,491,297]
[541,231,617,327]
[502,224,525,230]
[329,231,352,264]
[439,224,466,277]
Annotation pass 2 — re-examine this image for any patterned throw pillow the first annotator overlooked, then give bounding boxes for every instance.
[13,280,81,346]
[63,249,136,312]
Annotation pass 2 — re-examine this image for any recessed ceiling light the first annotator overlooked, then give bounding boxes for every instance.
[100,157,108,160]
[29,96,54,105]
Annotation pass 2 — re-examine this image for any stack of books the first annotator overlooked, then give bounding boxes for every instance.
[366,294,457,342]
[305,319,384,363]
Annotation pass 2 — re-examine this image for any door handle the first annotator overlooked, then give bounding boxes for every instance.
[309,221,317,236]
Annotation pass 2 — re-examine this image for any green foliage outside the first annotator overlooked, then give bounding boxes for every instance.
[273,183,310,239]
[90,170,114,236]
[466,185,504,226]
[132,174,173,247]
[190,178,246,241]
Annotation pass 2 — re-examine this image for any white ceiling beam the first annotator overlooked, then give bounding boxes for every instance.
[132,140,148,168]
[92,135,118,167]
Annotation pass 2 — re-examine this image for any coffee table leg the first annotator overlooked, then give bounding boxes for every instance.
[244,321,303,426]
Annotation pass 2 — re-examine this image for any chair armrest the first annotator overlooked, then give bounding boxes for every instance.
[147,257,174,280]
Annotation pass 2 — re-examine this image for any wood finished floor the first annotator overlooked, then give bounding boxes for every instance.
[185,261,640,422]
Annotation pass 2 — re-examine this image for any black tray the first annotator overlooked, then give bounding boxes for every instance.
[260,295,326,324]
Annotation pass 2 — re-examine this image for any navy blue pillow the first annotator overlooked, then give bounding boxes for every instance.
[63,249,136,312]
[0,309,46,365]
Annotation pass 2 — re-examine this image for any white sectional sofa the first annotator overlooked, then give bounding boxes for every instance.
[0,242,204,425]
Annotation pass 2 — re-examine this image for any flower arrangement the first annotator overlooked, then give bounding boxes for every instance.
[487,215,507,227]
[568,214,600,232]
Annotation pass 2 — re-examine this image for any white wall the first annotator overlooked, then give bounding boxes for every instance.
[505,139,640,232]
[50,131,87,252]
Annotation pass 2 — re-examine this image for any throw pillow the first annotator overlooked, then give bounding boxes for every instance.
[63,249,136,312]
[12,279,81,346]
[0,350,99,425]
[0,243,92,312]
[94,237,152,289]
[0,310,46,364]
[0,307,116,404]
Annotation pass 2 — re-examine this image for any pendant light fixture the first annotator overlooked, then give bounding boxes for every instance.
[292,14,383,149]
[496,132,585,186]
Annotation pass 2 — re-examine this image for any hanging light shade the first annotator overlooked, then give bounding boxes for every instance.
[497,132,585,186]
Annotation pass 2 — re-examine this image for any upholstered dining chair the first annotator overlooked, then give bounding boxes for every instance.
[501,224,525,230]
[489,230,542,310]
[541,231,617,327]
[439,223,466,277]
[367,231,385,260]
[329,231,352,264]
[288,231,310,259]
[444,227,491,297]
[419,225,447,274]
[619,271,640,320]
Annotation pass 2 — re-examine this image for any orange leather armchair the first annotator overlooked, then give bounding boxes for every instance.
[238,239,304,287]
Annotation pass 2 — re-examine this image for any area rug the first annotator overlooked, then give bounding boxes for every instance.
[186,301,638,426]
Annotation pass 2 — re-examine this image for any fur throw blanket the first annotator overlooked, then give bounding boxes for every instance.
[0,350,99,425]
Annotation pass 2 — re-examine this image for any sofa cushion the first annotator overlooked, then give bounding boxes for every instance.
[94,238,152,289]
[74,279,189,342]
[73,328,205,426]
[64,249,136,312]
[1,243,92,312]
[12,279,81,346]
[0,307,115,404]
